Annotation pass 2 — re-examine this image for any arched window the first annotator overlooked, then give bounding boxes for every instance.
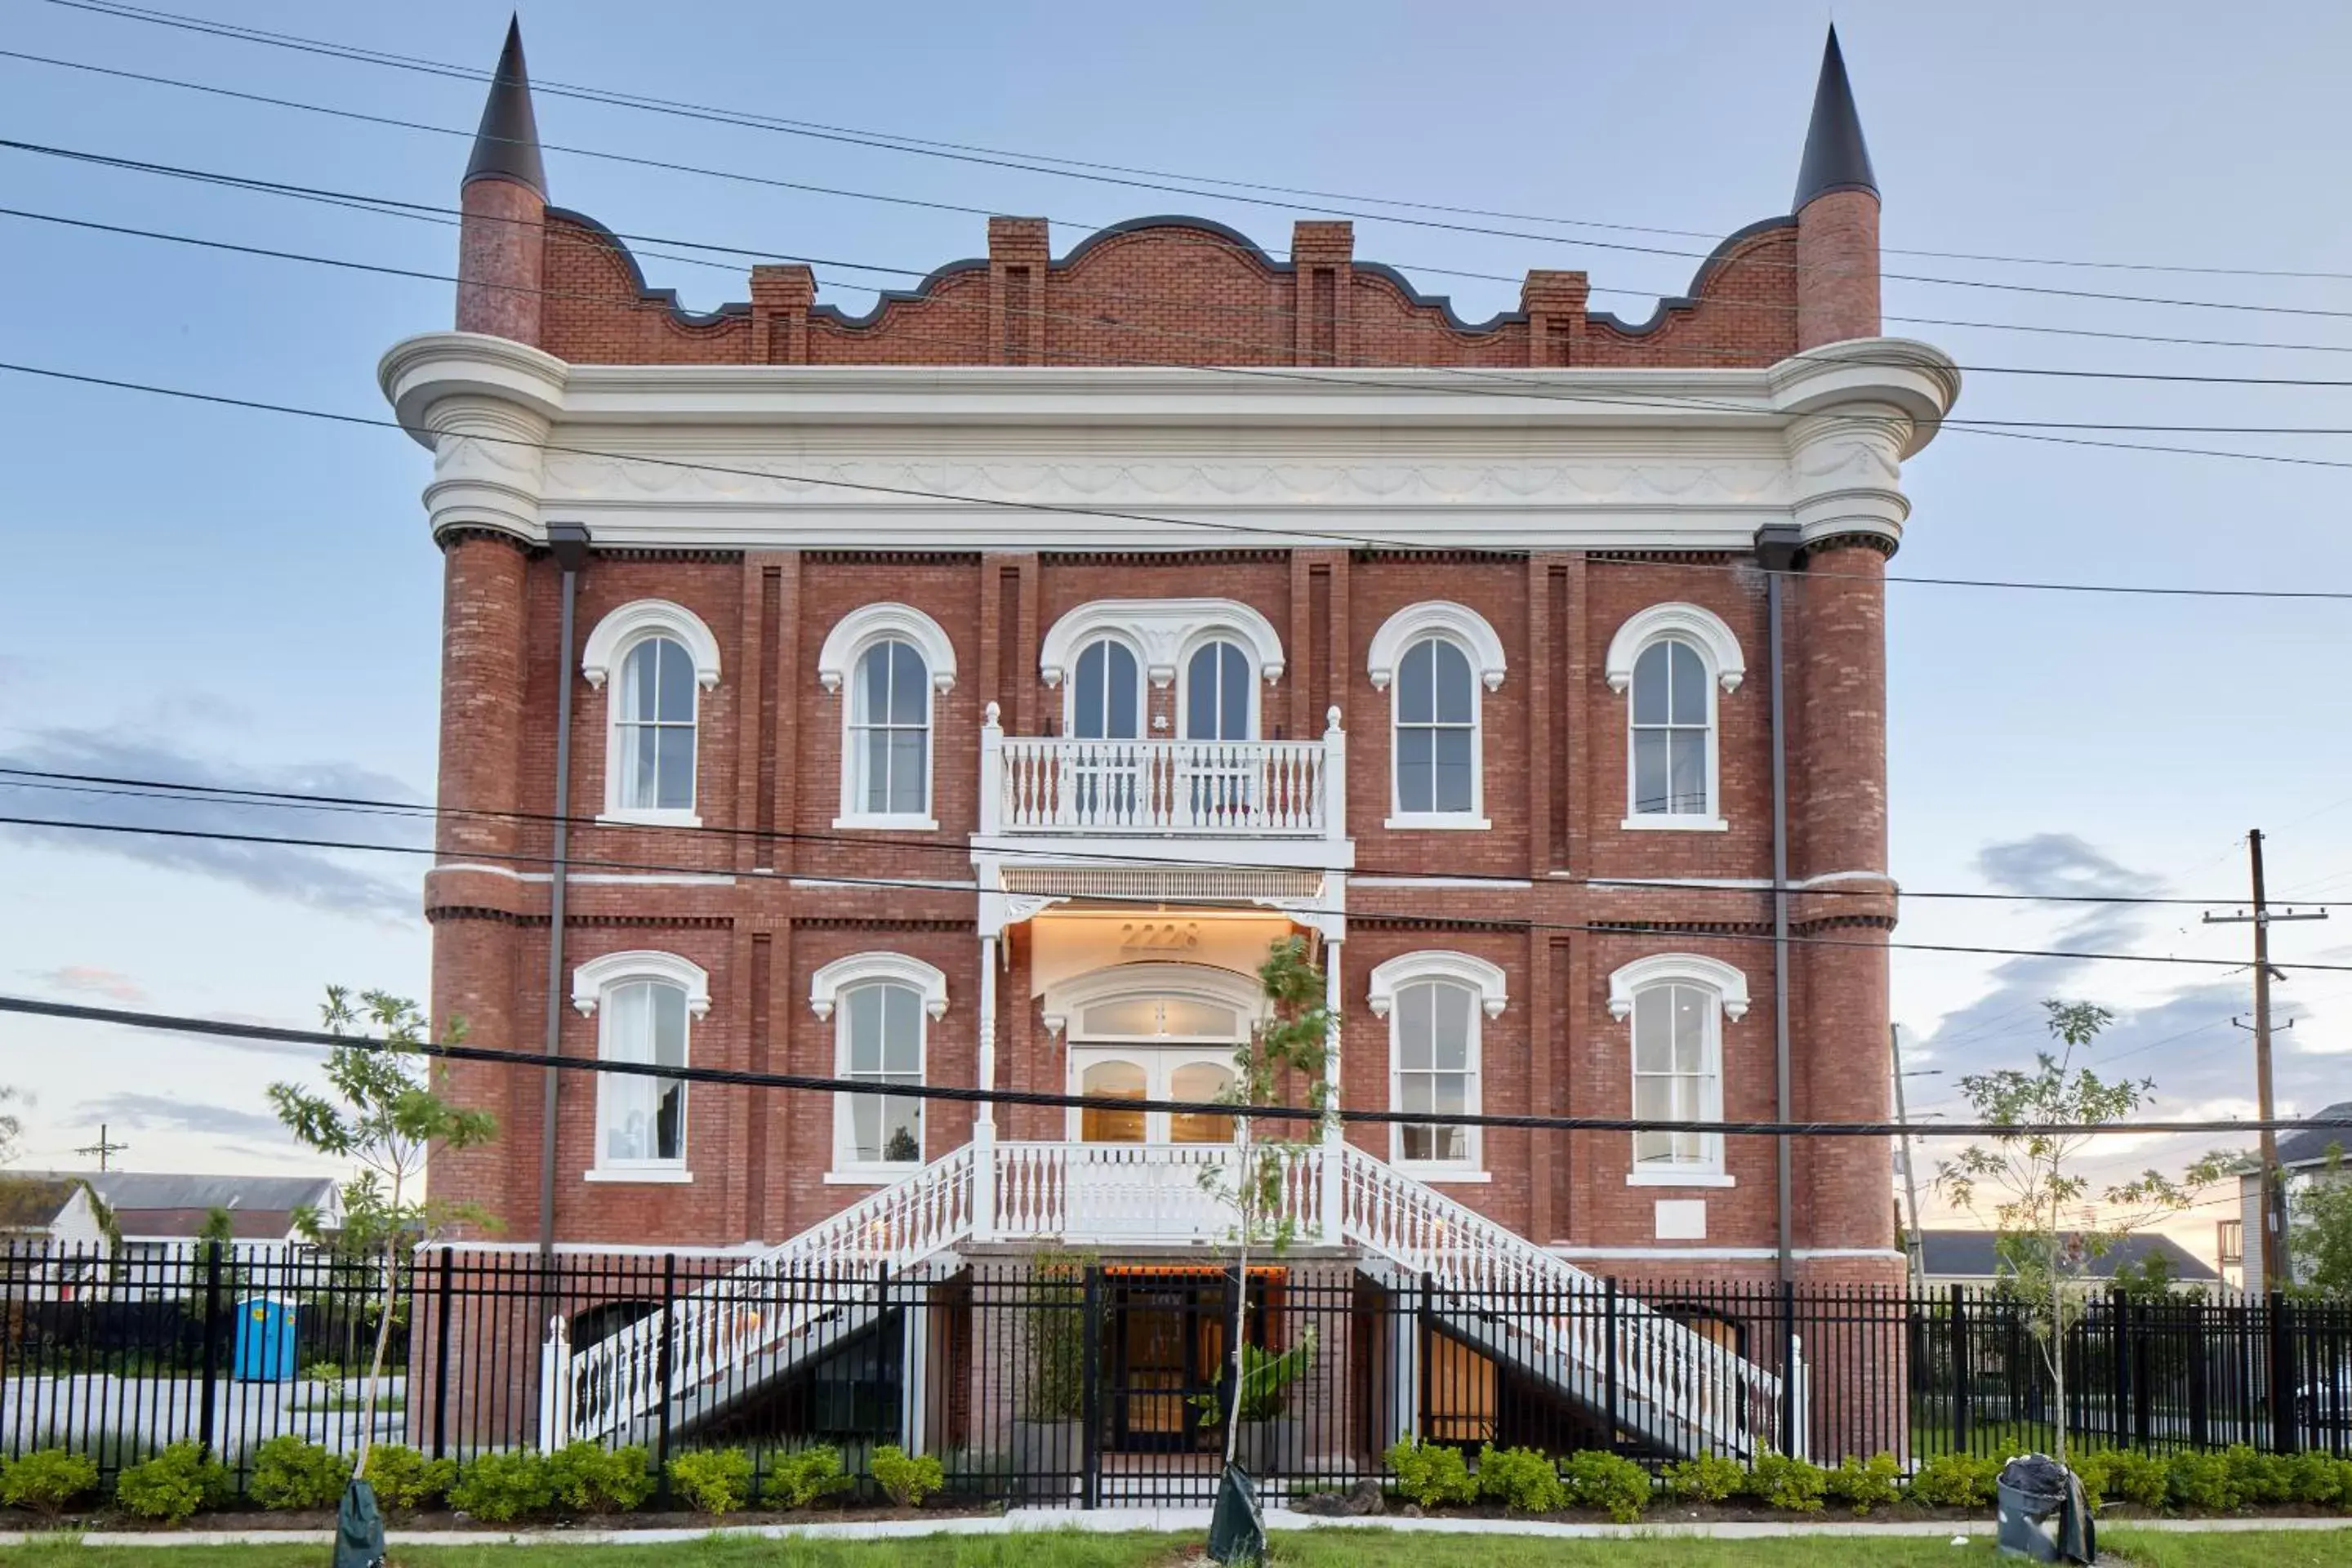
[1070,637,1143,739]
[811,954,947,1178]
[1183,639,1253,741]
[1606,604,1744,831]
[582,600,721,826]
[818,603,956,829]
[572,951,710,1182]
[1369,951,1507,1177]
[1610,954,1748,1185]
[850,639,931,819]
[1368,602,1504,830]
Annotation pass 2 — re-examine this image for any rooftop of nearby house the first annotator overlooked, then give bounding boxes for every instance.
[2277,1102,2352,1170]
[1918,1229,2219,1285]
[0,1176,86,1234]
[31,1171,341,1240]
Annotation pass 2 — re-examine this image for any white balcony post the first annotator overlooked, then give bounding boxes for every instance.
[1321,706,1347,847]
[1321,935,1345,1244]
[978,702,1004,836]
[972,933,999,1243]
[537,1314,574,1454]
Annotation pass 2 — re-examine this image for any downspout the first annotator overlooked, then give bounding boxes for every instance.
[1757,524,1802,1284]
[539,523,592,1273]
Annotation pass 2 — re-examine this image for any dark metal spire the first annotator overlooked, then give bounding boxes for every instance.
[464,16,546,195]
[1793,25,1876,210]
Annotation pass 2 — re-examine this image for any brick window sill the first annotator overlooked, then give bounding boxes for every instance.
[1383,815,1493,832]
[583,1167,693,1185]
[599,808,703,830]
[1619,815,1728,833]
[1626,1170,1735,1188]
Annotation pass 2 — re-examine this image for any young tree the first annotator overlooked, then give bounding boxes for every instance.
[2289,1147,2352,1301]
[267,987,494,1478]
[0,1085,22,1166]
[1196,936,1337,1477]
[1936,1000,2234,1465]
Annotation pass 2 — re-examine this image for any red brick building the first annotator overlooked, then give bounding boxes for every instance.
[384,24,1956,1464]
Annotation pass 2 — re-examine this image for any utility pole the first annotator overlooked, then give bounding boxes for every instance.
[1890,1025,1928,1294]
[2203,829,2328,1293]
[74,1123,128,1171]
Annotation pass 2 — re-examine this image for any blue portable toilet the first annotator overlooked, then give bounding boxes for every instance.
[233,1296,297,1382]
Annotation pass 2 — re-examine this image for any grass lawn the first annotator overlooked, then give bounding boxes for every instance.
[4,1525,2351,1567]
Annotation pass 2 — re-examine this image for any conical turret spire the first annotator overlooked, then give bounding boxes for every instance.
[464,16,546,195]
[1792,25,1876,211]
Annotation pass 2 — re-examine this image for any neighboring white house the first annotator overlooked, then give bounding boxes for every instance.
[22,1171,345,1296]
[0,1175,111,1299]
[1918,1229,2221,1293]
[2238,1100,2352,1291]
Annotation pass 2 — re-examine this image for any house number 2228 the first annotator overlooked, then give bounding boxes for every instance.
[1119,921,1200,953]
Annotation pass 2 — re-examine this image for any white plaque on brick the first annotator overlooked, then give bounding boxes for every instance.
[1654,1199,1707,1241]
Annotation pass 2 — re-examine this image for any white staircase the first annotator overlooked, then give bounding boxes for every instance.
[546,1139,1784,1458]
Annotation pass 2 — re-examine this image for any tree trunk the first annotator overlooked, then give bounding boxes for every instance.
[2051,1267,2068,1467]
[1223,1122,1251,1469]
[355,1245,398,1475]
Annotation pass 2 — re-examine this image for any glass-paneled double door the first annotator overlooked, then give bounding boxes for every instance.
[1058,1045,1241,1245]
[1067,1046,1237,1146]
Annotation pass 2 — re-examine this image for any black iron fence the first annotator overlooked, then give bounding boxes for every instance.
[5,1242,2350,1507]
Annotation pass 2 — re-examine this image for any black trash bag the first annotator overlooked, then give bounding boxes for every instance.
[333,1477,386,1568]
[1208,1462,1266,1566]
[1995,1454,2096,1565]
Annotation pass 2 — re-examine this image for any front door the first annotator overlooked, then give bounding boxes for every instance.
[1107,1274,1230,1452]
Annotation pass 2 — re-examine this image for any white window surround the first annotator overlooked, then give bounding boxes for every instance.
[1041,960,1267,1041]
[584,601,719,827]
[571,950,714,1019]
[809,952,951,1022]
[1178,634,1261,740]
[817,603,959,696]
[1610,952,1743,1186]
[812,953,945,1182]
[1368,951,1503,1182]
[1039,599,1285,691]
[1370,604,1503,831]
[569,951,709,1185]
[581,599,723,693]
[1608,603,1743,832]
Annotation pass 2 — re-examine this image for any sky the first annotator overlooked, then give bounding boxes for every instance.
[2,0,2348,1267]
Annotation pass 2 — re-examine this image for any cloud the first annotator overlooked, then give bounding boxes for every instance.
[0,728,430,920]
[30,965,145,1004]
[74,1092,292,1143]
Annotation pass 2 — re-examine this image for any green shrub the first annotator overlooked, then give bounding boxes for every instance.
[249,1436,350,1512]
[869,1445,944,1510]
[1825,1452,1902,1515]
[2164,1450,2240,1513]
[2222,1444,2291,1506]
[448,1450,556,1522]
[1905,1451,1999,1509]
[361,1446,459,1512]
[1743,1450,1827,1512]
[2,1449,100,1516]
[1560,1449,1651,1523]
[1383,1438,1477,1508]
[114,1443,233,1523]
[1472,1445,1565,1514]
[2285,1451,2352,1509]
[546,1441,652,1514]
[666,1448,754,1515]
[764,1444,852,1509]
[1661,1452,1744,1503]
[2074,1448,2166,1512]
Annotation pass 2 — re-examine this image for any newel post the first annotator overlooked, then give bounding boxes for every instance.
[537,1314,575,1453]
[972,932,1000,1242]
[978,702,1004,835]
[1321,706,1346,845]
[1320,935,1345,1243]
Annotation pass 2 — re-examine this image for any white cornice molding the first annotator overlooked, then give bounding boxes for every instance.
[817,602,959,694]
[581,599,722,690]
[1607,952,1750,1022]
[1366,601,1506,693]
[1039,599,1285,688]
[1366,951,1508,1018]
[809,952,950,1022]
[571,951,713,1017]
[1604,602,1746,694]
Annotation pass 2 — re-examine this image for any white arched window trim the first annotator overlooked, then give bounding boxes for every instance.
[1039,599,1285,691]
[1041,960,1268,1041]
[1610,952,1744,1188]
[818,604,956,831]
[1369,603,1503,832]
[1175,630,1263,740]
[1607,603,1744,834]
[586,600,720,828]
[581,599,723,693]
[571,950,709,1186]
[811,953,946,1183]
[1368,951,1504,1183]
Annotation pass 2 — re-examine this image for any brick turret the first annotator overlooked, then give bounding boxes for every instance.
[457,18,547,344]
[1792,27,1881,350]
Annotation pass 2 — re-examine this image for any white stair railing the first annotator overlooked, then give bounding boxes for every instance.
[991,1141,1326,1245]
[1337,1144,1780,1454]
[566,1144,976,1441]
[990,734,1332,835]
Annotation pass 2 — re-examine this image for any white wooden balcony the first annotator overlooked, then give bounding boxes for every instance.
[977,705,1346,844]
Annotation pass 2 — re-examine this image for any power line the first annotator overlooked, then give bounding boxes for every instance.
[11,44,2352,332]
[27,0,2352,287]
[8,989,2348,1144]
[11,357,2352,595]
[0,807,2338,976]
[8,764,2351,913]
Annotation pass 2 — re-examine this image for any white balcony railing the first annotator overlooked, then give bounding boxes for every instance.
[978,705,1344,840]
[987,1139,1328,1246]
